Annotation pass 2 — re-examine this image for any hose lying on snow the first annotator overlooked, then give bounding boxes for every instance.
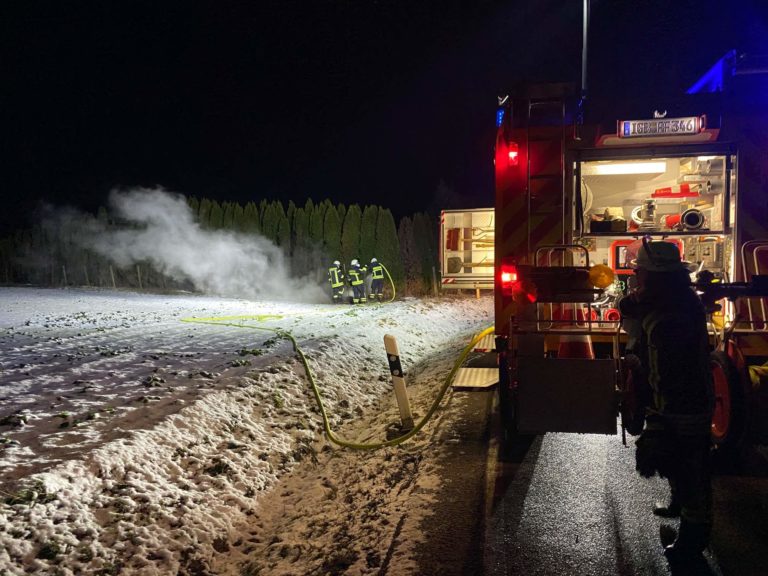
[182,316,494,450]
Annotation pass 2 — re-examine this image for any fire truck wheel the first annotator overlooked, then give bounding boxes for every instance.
[710,350,747,449]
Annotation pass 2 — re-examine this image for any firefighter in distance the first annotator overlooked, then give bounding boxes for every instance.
[619,240,713,562]
[347,259,367,304]
[369,257,385,302]
[327,260,345,303]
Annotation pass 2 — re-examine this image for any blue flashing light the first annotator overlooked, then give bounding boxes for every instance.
[496,109,505,127]
[687,50,737,94]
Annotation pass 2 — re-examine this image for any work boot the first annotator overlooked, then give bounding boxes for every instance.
[659,524,677,547]
[664,542,706,566]
[653,501,681,518]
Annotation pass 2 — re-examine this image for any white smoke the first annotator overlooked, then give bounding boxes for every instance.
[61,188,326,302]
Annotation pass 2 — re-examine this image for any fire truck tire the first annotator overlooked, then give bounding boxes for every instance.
[710,350,747,449]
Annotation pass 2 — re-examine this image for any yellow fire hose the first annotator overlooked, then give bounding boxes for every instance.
[181,315,494,450]
[380,263,396,303]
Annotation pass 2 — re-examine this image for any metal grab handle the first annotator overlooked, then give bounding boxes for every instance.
[534,244,591,268]
[742,242,768,327]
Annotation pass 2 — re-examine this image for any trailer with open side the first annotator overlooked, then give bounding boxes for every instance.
[440,208,495,296]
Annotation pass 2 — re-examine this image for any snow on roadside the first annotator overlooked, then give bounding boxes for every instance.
[215,343,476,576]
[0,288,492,575]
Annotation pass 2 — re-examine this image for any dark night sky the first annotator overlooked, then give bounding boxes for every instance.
[2,0,766,234]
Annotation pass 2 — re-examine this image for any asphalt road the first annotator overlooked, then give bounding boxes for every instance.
[486,428,688,576]
[415,383,768,576]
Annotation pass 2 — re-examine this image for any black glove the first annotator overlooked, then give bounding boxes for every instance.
[635,429,663,478]
[635,419,675,479]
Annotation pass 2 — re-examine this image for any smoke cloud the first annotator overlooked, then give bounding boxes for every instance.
[51,188,326,303]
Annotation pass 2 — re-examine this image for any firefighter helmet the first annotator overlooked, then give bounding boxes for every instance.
[371,257,378,263]
[351,259,359,266]
[634,240,691,272]
[333,260,340,267]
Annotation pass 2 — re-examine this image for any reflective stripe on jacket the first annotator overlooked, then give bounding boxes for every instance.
[371,264,384,279]
[328,267,344,288]
[348,268,364,286]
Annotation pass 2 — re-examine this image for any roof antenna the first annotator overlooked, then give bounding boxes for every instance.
[576,0,590,140]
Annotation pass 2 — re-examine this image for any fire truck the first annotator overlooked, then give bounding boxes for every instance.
[493,51,768,449]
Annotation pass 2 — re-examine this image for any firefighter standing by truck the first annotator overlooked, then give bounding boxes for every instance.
[619,241,713,563]
[347,259,367,304]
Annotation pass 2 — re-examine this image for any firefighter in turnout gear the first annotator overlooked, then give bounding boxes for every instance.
[347,259,367,304]
[369,258,385,302]
[619,240,713,563]
[328,261,345,303]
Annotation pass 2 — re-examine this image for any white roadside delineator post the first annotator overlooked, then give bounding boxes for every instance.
[383,334,414,431]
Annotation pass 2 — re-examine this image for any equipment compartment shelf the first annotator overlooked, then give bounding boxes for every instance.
[575,153,731,246]
[581,231,726,237]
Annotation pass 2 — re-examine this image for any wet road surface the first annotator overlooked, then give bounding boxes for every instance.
[485,422,767,575]
[417,384,768,576]
[486,429,686,576]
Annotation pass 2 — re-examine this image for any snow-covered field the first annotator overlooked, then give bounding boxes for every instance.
[0,288,492,575]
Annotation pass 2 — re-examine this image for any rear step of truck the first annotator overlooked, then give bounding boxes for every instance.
[452,367,498,390]
[452,332,498,390]
[472,333,496,353]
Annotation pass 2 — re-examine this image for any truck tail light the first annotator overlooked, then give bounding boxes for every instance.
[500,264,519,296]
[507,142,519,166]
[501,270,517,284]
[500,261,537,302]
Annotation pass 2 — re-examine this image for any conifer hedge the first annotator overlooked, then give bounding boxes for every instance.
[0,195,443,296]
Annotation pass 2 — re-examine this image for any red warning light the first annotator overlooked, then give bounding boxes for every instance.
[501,271,517,283]
[500,264,519,296]
[500,262,537,302]
[507,142,519,166]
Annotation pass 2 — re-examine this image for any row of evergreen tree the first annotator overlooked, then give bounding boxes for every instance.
[0,196,440,296]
